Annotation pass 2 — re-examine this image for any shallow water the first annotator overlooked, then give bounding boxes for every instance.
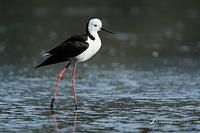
[0,58,200,132]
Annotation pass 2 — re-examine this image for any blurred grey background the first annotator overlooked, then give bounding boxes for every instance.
[0,0,200,66]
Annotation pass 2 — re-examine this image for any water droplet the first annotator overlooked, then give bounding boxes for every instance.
[152,51,159,58]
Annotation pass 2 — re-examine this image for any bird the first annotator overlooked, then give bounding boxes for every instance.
[35,18,114,110]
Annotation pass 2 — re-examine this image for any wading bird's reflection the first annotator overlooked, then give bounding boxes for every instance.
[73,110,77,133]
[53,114,60,133]
[51,110,77,133]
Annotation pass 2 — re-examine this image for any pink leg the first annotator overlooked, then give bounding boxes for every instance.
[50,62,71,109]
[72,62,77,109]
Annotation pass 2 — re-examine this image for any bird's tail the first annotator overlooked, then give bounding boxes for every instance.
[35,56,69,68]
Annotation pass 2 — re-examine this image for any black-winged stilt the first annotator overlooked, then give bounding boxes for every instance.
[35,18,114,109]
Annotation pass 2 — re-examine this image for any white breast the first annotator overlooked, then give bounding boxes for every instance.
[73,36,101,62]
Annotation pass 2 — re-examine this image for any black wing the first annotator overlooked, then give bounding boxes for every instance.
[35,34,89,68]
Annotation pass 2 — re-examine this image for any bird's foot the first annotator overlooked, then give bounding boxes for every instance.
[50,104,53,110]
[50,98,55,110]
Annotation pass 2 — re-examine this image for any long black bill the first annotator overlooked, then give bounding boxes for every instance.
[101,28,115,34]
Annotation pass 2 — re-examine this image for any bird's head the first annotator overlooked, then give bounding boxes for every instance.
[87,18,114,35]
[87,18,102,33]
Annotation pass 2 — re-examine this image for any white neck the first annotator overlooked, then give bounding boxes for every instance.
[89,31,99,38]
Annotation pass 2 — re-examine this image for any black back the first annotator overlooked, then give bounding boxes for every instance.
[35,34,89,68]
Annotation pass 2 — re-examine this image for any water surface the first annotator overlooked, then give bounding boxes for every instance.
[0,58,200,132]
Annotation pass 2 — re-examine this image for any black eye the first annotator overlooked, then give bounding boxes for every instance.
[94,24,97,27]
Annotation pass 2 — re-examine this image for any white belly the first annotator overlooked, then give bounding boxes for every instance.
[73,37,101,62]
